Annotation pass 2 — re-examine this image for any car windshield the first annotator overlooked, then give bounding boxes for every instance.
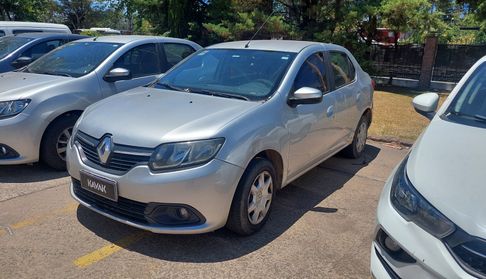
[444,62,486,127]
[0,36,33,59]
[25,42,122,78]
[154,49,296,101]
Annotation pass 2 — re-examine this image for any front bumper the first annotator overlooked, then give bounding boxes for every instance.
[0,113,42,165]
[67,139,244,234]
[371,166,476,279]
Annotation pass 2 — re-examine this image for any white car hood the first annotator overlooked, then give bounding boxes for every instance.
[407,117,486,238]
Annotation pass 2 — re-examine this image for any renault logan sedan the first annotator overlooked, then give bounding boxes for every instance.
[371,56,486,278]
[67,40,373,235]
[0,35,200,169]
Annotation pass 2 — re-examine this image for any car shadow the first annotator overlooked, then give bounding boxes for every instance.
[0,163,68,183]
[76,144,381,263]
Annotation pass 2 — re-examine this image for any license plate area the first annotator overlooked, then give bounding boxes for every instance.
[80,170,118,201]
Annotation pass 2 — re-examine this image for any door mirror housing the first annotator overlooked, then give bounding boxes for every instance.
[288,87,323,107]
[413,93,439,120]
[104,68,131,82]
[11,56,33,68]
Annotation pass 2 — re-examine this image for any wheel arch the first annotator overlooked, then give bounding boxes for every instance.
[247,149,284,191]
[39,110,83,152]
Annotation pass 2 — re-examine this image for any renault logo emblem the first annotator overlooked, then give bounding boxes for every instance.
[97,136,113,165]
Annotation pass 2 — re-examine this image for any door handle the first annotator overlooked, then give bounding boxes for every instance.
[326,105,335,117]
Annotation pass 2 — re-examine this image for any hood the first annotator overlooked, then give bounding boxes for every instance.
[78,87,260,147]
[0,72,72,100]
[407,117,486,238]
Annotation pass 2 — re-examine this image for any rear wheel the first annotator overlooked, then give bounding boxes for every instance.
[40,114,79,170]
[226,158,276,235]
[341,114,369,158]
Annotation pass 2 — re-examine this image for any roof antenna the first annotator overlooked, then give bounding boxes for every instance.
[245,10,275,48]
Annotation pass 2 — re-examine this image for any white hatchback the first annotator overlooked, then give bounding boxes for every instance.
[371,56,486,278]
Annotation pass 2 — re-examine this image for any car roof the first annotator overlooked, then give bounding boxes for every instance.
[207,40,340,53]
[76,35,195,45]
[0,21,69,29]
[12,33,86,39]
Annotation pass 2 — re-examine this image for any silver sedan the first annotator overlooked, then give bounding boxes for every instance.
[0,35,201,169]
[67,40,374,235]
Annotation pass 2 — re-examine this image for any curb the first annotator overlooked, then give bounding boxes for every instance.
[367,136,414,148]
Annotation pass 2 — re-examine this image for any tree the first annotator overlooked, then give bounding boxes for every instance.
[57,0,94,30]
[0,0,55,21]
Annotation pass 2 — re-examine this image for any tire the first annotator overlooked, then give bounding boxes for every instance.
[226,158,276,235]
[40,114,79,170]
[341,114,370,159]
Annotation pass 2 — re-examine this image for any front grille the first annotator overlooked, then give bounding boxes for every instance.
[73,178,149,224]
[75,131,153,173]
[445,228,486,278]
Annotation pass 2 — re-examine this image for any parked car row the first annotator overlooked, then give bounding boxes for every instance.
[3,28,483,279]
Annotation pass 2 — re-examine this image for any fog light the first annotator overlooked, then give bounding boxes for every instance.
[145,204,205,226]
[178,208,190,220]
[384,236,401,252]
[0,144,19,159]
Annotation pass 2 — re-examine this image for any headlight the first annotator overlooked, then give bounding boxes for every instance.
[149,138,224,171]
[0,99,30,119]
[390,157,455,239]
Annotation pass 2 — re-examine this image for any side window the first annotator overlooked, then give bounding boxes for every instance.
[113,43,160,78]
[162,43,195,68]
[294,53,328,92]
[330,51,355,88]
[13,29,43,34]
[21,40,62,60]
[0,30,5,37]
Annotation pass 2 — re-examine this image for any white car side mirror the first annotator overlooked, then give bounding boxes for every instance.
[413,93,439,120]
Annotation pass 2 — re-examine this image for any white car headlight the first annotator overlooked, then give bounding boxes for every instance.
[0,99,30,119]
[390,157,455,239]
[149,138,224,171]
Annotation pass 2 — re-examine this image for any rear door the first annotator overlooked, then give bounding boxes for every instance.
[328,51,360,142]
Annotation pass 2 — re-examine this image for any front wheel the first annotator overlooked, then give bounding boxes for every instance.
[226,158,276,235]
[341,115,369,159]
[40,114,79,170]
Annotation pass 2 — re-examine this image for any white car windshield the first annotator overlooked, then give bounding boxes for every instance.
[445,63,486,127]
[155,49,296,101]
[25,42,122,78]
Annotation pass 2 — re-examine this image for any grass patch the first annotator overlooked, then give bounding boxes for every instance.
[369,87,448,142]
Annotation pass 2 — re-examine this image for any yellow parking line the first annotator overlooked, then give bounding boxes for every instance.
[6,202,78,231]
[74,231,147,268]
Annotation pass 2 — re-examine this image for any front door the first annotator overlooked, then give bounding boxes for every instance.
[100,43,162,97]
[286,52,341,178]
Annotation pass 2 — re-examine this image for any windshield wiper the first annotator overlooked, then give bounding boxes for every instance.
[41,71,72,78]
[157,82,187,92]
[474,114,486,122]
[188,88,249,101]
[448,110,486,123]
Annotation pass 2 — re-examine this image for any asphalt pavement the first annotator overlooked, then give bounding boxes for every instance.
[0,141,408,279]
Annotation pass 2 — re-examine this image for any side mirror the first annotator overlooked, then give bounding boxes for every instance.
[413,93,439,120]
[11,56,33,68]
[104,68,131,82]
[288,87,323,107]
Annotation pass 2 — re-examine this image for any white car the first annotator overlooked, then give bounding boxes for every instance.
[371,56,486,278]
